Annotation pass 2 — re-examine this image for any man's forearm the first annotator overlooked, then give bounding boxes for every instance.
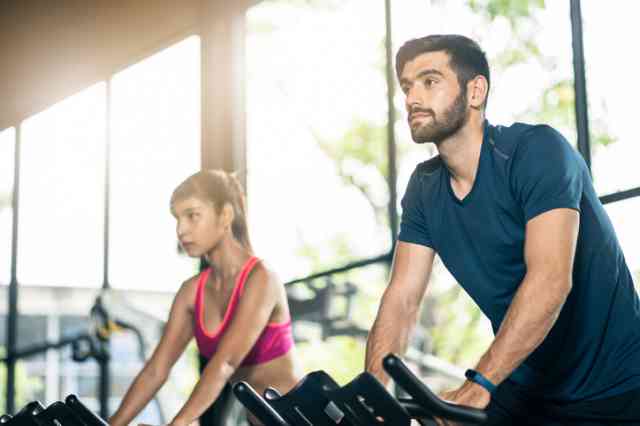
[474,273,571,386]
[366,290,420,385]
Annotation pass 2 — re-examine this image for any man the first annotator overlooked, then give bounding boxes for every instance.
[365,34,640,425]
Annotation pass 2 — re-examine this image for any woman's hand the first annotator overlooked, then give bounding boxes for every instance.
[164,416,199,426]
[137,419,196,426]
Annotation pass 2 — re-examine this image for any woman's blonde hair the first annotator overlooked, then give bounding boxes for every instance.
[171,169,252,252]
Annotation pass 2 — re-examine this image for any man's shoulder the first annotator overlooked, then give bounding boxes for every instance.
[414,155,443,176]
[402,156,443,201]
[489,121,566,158]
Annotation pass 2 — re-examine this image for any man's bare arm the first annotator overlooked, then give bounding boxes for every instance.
[365,241,435,384]
[474,208,579,386]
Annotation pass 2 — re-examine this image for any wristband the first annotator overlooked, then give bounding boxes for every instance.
[465,369,497,395]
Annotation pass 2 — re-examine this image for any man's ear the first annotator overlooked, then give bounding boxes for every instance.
[468,75,489,110]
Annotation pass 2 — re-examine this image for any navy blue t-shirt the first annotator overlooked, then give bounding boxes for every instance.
[399,121,640,401]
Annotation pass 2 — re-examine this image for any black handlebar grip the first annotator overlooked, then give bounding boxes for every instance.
[65,394,109,426]
[232,382,290,426]
[383,354,487,424]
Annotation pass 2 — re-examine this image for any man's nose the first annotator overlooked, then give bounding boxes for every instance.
[405,86,422,112]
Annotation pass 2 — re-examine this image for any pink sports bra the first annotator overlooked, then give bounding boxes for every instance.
[194,256,294,366]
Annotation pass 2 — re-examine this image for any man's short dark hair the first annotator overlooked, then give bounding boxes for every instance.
[396,34,490,108]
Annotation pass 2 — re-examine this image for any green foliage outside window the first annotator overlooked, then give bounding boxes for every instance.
[0,349,44,414]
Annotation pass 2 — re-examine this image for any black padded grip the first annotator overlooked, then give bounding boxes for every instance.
[64,395,109,426]
[383,354,487,424]
[232,382,289,426]
[7,401,45,426]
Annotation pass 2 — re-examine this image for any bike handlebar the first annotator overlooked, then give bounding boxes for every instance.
[383,354,487,424]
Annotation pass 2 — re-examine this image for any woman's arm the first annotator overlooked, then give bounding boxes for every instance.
[169,264,280,426]
[109,281,195,426]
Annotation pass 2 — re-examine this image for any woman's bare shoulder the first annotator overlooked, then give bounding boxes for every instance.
[249,258,282,288]
[174,270,204,308]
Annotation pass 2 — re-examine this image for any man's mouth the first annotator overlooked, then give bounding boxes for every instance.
[409,113,433,127]
[410,112,432,122]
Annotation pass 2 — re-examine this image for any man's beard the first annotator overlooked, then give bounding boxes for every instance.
[410,89,468,145]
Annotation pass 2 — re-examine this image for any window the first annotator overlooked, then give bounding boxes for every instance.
[3,35,202,415]
[246,1,389,281]
[19,85,106,287]
[582,2,640,195]
[12,315,47,405]
[605,197,640,285]
[109,36,200,291]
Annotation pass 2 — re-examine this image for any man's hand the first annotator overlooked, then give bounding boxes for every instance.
[434,381,491,426]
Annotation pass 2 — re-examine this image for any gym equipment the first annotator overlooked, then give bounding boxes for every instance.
[4,354,488,425]
[0,394,107,426]
[1,289,166,422]
[233,353,487,425]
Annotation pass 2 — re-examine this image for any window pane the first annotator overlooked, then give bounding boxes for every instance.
[19,84,106,287]
[0,127,15,285]
[582,2,640,194]
[246,1,389,281]
[11,315,47,408]
[110,36,200,291]
[605,198,640,286]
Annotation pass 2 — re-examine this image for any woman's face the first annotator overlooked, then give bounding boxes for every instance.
[171,196,227,258]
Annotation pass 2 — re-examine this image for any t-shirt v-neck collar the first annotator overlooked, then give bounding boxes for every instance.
[445,122,489,205]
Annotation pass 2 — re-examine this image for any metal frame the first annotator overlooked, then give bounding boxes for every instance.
[99,80,113,419]
[285,253,391,287]
[103,80,112,292]
[600,187,640,205]
[570,0,592,172]
[384,0,399,246]
[6,125,21,414]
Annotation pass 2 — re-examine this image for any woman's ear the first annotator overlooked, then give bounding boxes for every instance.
[222,203,235,229]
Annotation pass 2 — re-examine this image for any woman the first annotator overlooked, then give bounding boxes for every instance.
[109,170,301,426]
